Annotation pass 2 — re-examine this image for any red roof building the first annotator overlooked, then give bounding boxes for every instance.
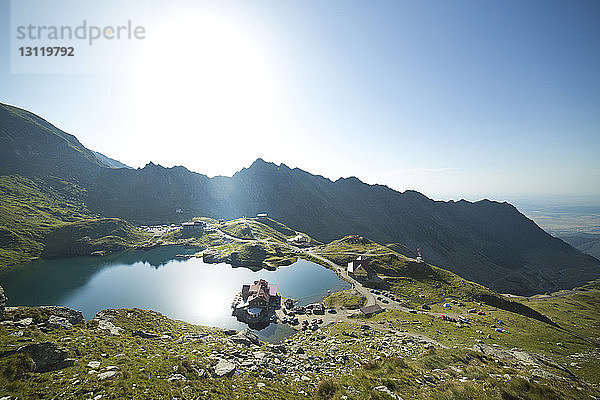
[242,279,279,308]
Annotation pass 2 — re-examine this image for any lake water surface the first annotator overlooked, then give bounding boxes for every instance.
[0,246,350,341]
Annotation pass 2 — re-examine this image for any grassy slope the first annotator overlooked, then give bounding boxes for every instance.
[220,217,320,245]
[316,237,600,386]
[0,175,151,267]
[0,175,90,267]
[323,289,366,310]
[0,307,597,400]
[318,348,590,400]
[512,280,600,383]
[42,218,151,258]
[353,279,600,387]
[0,308,303,399]
[316,236,554,324]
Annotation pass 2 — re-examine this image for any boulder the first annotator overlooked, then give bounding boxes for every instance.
[95,319,123,336]
[17,342,75,372]
[132,330,159,339]
[90,310,123,335]
[230,329,261,346]
[373,386,403,400]
[17,317,33,327]
[214,359,236,378]
[167,373,187,382]
[97,370,118,380]
[46,315,73,330]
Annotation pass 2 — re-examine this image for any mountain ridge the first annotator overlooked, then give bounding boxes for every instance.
[92,151,132,169]
[0,102,598,295]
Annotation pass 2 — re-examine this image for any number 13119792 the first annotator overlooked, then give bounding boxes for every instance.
[19,47,75,56]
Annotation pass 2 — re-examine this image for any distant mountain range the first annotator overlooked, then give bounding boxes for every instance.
[1,102,598,295]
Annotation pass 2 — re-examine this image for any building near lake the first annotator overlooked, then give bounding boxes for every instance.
[360,304,383,316]
[232,279,280,328]
[182,220,204,235]
[287,234,309,246]
[347,255,369,278]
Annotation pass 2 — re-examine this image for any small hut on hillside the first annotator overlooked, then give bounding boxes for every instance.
[360,304,383,316]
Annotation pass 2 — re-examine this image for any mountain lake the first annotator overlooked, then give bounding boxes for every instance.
[0,246,350,341]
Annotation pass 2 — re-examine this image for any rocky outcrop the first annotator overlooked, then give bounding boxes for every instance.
[17,342,75,372]
[0,284,6,320]
[202,249,224,264]
[91,309,124,336]
[40,306,84,325]
[0,305,83,332]
[95,319,123,335]
[35,306,84,331]
[229,329,261,347]
[46,315,73,329]
[472,344,576,379]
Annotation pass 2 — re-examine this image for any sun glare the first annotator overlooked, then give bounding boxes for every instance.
[133,13,280,174]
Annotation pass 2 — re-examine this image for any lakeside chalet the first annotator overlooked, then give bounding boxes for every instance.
[232,279,280,327]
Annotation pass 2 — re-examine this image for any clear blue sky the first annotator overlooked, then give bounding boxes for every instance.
[1,0,599,203]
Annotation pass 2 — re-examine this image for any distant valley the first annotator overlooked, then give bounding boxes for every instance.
[514,202,600,260]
